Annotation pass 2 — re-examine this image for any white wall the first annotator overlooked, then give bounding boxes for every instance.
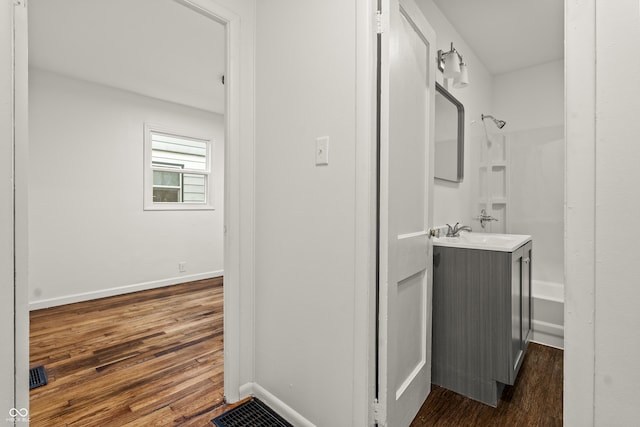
[506,127,564,284]
[28,68,224,308]
[416,0,494,228]
[494,60,564,133]
[565,0,640,425]
[593,0,640,423]
[494,60,564,286]
[254,1,361,425]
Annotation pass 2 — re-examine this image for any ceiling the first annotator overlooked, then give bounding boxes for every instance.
[29,0,226,114]
[29,0,563,111]
[432,0,564,75]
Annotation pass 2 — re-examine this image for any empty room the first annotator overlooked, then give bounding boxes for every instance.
[27,0,228,424]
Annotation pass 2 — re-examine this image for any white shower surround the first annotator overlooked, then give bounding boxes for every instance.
[506,125,564,349]
[491,60,565,350]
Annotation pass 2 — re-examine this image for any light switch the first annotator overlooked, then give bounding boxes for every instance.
[315,136,329,166]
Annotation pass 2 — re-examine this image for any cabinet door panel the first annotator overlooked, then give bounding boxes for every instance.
[522,242,532,344]
[511,248,523,378]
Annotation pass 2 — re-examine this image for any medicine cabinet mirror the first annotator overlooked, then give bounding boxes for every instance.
[434,82,464,182]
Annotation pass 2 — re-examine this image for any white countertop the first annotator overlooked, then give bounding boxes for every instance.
[433,232,532,252]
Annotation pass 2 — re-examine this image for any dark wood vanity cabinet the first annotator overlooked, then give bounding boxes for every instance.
[432,241,533,406]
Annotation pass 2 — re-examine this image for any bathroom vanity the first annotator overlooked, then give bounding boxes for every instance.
[432,233,532,406]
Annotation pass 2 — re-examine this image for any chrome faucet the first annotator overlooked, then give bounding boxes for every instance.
[446,222,472,237]
[475,209,498,229]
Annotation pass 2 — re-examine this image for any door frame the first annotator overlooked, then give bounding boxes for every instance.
[174,0,244,402]
[353,0,379,425]
[9,0,255,411]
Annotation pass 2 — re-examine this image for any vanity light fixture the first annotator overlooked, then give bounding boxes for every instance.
[438,42,469,88]
[453,61,469,88]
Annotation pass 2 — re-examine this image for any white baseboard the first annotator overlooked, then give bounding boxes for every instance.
[238,382,315,427]
[238,382,254,401]
[532,319,564,349]
[29,270,223,311]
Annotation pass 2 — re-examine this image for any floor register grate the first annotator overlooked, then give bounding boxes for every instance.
[212,398,292,427]
[29,365,48,390]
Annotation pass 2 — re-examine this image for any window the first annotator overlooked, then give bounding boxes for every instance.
[144,125,214,210]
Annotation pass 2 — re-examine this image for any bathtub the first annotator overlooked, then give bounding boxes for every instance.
[531,280,564,349]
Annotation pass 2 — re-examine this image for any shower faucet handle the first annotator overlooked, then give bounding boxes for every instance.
[475,209,498,228]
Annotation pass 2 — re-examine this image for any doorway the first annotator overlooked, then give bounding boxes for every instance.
[23,0,243,423]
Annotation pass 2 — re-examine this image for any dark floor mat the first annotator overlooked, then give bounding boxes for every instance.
[29,365,48,390]
[212,398,292,427]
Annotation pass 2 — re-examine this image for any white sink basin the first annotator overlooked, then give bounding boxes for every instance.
[433,232,531,252]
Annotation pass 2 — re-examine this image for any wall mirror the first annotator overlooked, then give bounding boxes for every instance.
[434,82,464,182]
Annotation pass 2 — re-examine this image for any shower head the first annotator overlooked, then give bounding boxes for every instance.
[481,114,506,129]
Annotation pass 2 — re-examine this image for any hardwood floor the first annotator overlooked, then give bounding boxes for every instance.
[30,278,228,427]
[411,343,563,426]
[31,280,562,426]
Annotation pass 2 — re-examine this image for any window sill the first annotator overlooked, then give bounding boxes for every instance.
[144,203,216,211]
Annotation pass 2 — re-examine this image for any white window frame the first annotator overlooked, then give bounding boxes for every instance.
[151,161,184,203]
[143,123,215,210]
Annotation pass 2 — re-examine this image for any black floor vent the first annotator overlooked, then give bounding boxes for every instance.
[212,398,292,427]
[29,365,48,390]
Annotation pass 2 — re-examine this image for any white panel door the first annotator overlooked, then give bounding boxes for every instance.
[378,0,435,426]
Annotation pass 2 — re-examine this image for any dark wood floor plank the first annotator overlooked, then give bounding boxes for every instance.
[30,277,226,427]
[411,342,563,426]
